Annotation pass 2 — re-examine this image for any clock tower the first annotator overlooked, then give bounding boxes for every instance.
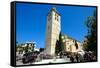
[45,7,61,55]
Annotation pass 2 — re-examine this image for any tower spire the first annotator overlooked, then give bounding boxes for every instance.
[52,7,56,11]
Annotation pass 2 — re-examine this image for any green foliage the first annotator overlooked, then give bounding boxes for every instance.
[75,40,78,49]
[83,10,97,52]
[25,45,29,53]
[55,32,64,55]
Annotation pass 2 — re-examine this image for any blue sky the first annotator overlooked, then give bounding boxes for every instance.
[16,3,96,48]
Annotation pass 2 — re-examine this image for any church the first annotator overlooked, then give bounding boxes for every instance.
[45,7,83,55]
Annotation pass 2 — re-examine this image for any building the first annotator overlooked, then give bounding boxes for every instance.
[45,7,61,55]
[16,42,36,55]
[45,7,83,55]
[62,35,82,53]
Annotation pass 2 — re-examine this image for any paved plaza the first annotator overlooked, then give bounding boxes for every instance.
[16,58,71,65]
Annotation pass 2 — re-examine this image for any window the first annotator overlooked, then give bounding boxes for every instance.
[55,16,56,20]
[55,13,59,21]
[55,13,57,20]
[57,15,59,21]
[48,13,51,21]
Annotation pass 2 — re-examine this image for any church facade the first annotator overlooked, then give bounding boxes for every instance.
[62,35,82,53]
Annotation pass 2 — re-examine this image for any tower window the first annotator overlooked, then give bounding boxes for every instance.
[48,16,51,21]
[57,15,59,21]
[55,13,56,20]
[55,17,56,20]
[48,13,52,21]
[55,13,59,21]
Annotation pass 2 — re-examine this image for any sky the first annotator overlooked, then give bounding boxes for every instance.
[16,3,96,48]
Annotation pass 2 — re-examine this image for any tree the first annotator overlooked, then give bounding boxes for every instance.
[55,32,64,55]
[83,39,88,51]
[75,40,78,49]
[55,40,59,54]
[24,44,29,53]
[83,10,97,53]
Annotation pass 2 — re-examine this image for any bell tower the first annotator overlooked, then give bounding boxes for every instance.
[45,7,61,55]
